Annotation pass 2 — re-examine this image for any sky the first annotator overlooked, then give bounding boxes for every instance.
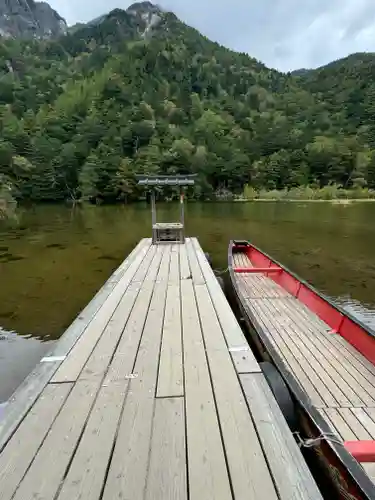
[47,0,375,72]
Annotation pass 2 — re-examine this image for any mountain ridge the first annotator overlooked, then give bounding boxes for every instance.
[1,2,375,206]
[0,0,67,38]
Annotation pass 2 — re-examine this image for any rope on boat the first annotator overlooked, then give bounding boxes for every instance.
[293,431,343,448]
[214,267,229,276]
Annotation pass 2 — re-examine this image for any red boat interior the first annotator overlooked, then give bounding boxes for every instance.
[233,242,375,365]
[232,241,375,477]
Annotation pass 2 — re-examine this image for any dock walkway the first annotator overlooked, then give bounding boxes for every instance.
[0,239,322,500]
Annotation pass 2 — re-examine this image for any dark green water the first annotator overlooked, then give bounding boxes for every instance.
[1,201,375,402]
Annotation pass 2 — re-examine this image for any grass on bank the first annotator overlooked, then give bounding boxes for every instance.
[241,184,375,201]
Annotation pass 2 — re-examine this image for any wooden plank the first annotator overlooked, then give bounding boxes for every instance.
[157,284,183,398]
[13,380,100,500]
[194,284,278,500]
[337,408,372,440]
[143,244,164,283]
[277,300,375,406]
[57,382,128,500]
[268,299,368,407]
[330,335,375,381]
[52,241,152,383]
[0,239,151,451]
[132,245,156,282]
[79,283,141,381]
[145,398,187,500]
[230,347,261,374]
[156,244,171,281]
[179,244,191,280]
[191,239,260,369]
[105,284,155,383]
[255,296,375,407]
[0,384,72,500]
[181,279,232,500]
[351,408,375,439]
[168,244,180,284]
[108,239,151,283]
[249,299,335,407]
[318,409,343,439]
[102,279,168,500]
[186,238,205,285]
[324,408,357,441]
[241,373,323,500]
[363,463,375,483]
[254,298,353,407]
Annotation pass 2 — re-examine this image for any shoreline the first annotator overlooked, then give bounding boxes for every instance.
[234,198,375,203]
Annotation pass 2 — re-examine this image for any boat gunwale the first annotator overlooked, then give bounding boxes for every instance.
[228,240,375,500]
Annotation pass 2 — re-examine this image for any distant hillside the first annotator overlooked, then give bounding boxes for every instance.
[1,2,375,205]
[296,53,375,136]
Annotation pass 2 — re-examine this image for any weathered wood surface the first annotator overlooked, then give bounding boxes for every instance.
[0,238,150,452]
[0,240,322,500]
[234,249,375,485]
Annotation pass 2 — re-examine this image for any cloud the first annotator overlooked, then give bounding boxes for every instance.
[47,0,375,71]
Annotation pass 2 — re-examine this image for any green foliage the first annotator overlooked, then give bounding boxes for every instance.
[1,8,375,203]
[241,185,375,201]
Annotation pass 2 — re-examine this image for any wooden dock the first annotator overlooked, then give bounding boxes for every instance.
[0,239,322,500]
[233,251,375,484]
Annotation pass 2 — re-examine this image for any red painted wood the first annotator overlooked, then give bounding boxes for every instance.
[233,267,281,274]
[274,270,300,296]
[297,285,344,331]
[251,252,271,268]
[340,317,375,365]
[344,441,375,463]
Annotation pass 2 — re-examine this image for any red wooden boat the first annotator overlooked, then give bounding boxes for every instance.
[228,239,375,500]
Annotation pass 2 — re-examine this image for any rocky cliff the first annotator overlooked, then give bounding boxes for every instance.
[0,0,67,38]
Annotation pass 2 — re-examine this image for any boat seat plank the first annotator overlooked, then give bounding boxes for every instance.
[337,408,372,440]
[249,297,341,407]
[145,398,187,500]
[248,306,326,407]
[321,408,356,441]
[269,299,372,407]
[242,282,375,408]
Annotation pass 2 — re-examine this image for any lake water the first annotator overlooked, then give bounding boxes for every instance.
[1,201,375,402]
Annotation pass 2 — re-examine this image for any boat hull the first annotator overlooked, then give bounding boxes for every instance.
[228,240,375,500]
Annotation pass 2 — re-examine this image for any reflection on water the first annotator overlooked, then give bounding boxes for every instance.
[0,201,375,401]
[335,296,375,331]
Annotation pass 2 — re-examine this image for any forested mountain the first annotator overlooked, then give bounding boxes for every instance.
[1,1,375,205]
